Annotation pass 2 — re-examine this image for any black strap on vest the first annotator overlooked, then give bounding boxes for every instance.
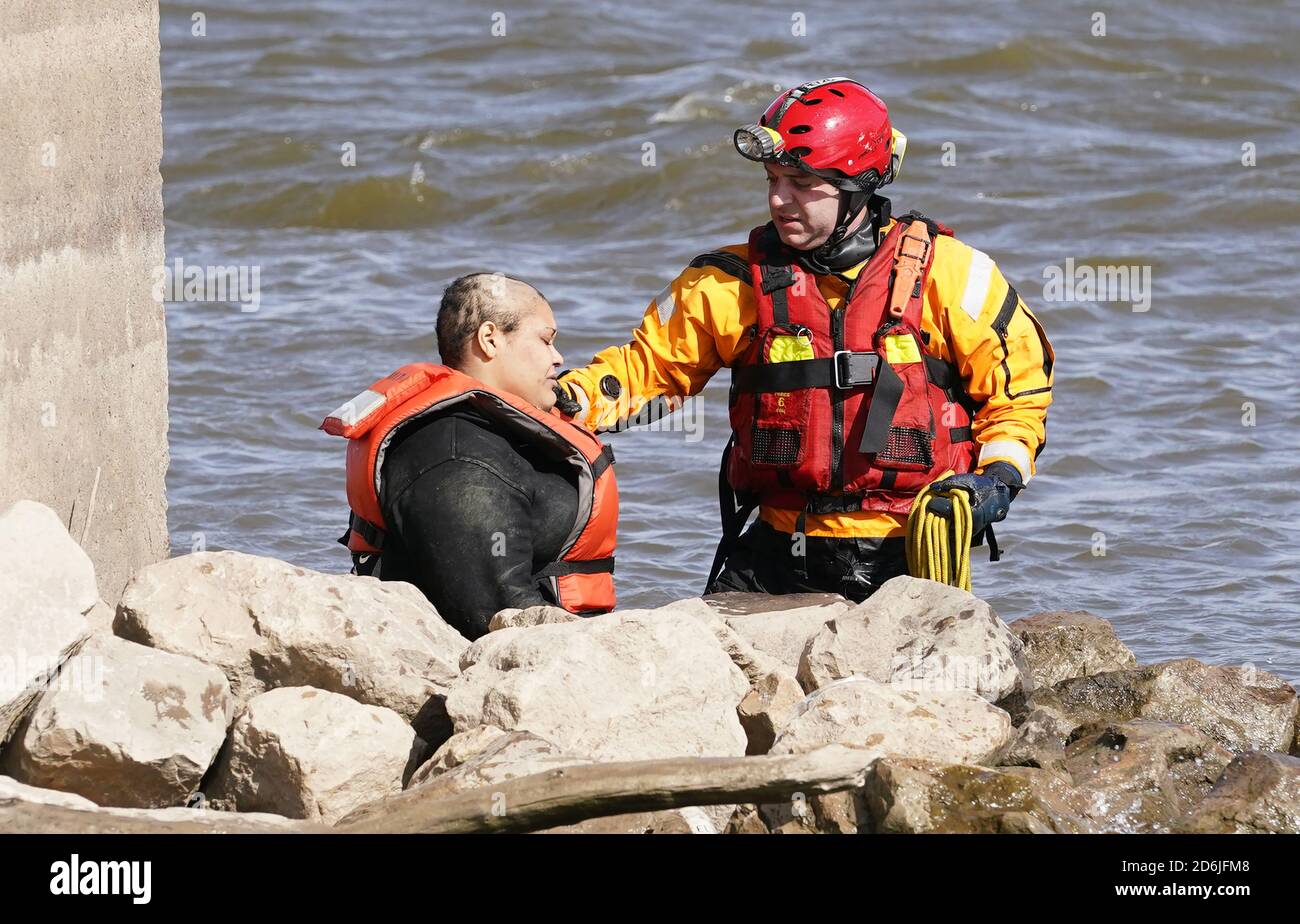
[689,251,752,284]
[590,443,615,479]
[533,558,616,578]
[338,511,386,551]
[858,360,905,453]
[757,227,797,326]
[706,436,760,591]
[987,524,1002,561]
[732,352,878,393]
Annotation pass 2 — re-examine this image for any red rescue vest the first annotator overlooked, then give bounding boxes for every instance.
[727,213,978,516]
[321,363,618,613]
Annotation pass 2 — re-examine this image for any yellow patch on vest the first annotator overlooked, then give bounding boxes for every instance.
[770,334,814,363]
[884,333,922,365]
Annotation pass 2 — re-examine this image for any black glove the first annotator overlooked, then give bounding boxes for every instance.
[925,461,1024,536]
[552,374,583,418]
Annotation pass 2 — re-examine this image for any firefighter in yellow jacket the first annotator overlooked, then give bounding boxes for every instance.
[556,77,1054,601]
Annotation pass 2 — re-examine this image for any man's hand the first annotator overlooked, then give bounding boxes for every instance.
[925,461,1024,535]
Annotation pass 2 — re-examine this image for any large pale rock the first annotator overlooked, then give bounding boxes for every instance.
[115,552,271,699]
[656,599,805,757]
[116,550,468,740]
[407,727,589,793]
[1008,610,1136,687]
[0,501,95,744]
[678,606,785,684]
[1174,751,1300,834]
[699,592,852,674]
[798,576,1030,702]
[764,679,1014,835]
[205,687,414,826]
[83,600,116,637]
[1062,720,1234,833]
[738,671,805,756]
[862,758,1095,834]
[770,676,1014,764]
[446,610,750,761]
[0,500,100,618]
[488,605,580,631]
[0,604,89,748]
[1030,659,1298,754]
[1,636,232,808]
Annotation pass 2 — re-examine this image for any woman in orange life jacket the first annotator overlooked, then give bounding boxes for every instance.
[554,78,1054,602]
[323,273,618,640]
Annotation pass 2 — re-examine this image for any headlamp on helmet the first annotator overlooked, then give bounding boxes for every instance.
[733,124,785,163]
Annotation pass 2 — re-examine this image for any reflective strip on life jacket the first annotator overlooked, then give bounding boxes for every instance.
[321,363,618,614]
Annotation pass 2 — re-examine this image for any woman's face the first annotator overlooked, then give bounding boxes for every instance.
[487,290,564,410]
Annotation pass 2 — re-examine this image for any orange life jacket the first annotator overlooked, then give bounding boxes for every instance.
[321,363,618,613]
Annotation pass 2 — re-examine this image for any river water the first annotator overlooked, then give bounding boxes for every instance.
[160,0,1300,682]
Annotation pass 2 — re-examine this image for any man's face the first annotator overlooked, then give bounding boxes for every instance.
[765,162,844,250]
[491,285,564,411]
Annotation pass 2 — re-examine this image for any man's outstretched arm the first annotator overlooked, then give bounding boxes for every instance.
[559,258,753,432]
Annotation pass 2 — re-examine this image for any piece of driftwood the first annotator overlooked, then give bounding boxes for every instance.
[0,746,871,835]
[0,799,328,834]
[336,745,872,834]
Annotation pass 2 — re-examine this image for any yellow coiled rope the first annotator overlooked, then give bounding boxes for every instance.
[905,470,973,592]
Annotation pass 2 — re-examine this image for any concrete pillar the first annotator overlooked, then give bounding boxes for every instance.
[0,1,168,604]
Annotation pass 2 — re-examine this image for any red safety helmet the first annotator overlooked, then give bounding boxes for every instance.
[734,78,899,192]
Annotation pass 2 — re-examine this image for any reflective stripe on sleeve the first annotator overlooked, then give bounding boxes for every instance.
[978,439,1033,484]
[655,284,675,326]
[959,249,994,321]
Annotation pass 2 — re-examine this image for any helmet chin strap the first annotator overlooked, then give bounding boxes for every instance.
[794,192,890,275]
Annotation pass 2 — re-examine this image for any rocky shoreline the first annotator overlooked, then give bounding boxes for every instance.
[2,498,1297,834]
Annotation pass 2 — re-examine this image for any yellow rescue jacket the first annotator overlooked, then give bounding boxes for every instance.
[561,218,1054,539]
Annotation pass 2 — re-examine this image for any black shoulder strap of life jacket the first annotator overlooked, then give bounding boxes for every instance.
[705,436,760,592]
[688,250,752,284]
[894,208,951,239]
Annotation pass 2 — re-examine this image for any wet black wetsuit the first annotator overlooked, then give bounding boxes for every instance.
[375,406,579,640]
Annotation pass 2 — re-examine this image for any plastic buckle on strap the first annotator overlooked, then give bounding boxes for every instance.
[833,351,876,389]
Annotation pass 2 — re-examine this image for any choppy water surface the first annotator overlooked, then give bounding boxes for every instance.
[161,1,1300,681]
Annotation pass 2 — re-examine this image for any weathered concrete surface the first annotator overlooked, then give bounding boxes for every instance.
[0,0,168,606]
